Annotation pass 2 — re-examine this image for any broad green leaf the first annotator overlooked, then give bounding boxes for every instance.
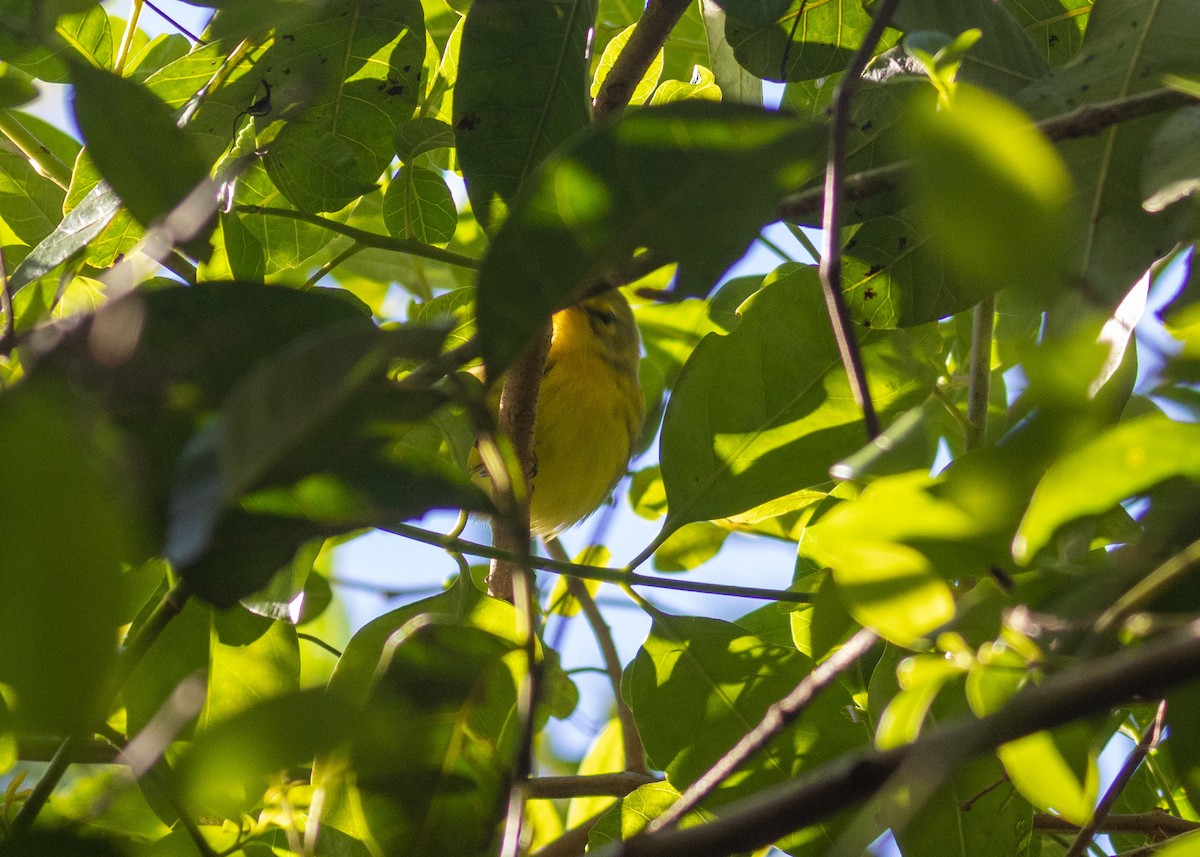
[660,265,938,530]
[1001,0,1091,66]
[260,0,425,213]
[0,138,65,245]
[724,0,896,83]
[588,781,713,849]
[653,521,729,571]
[0,377,135,734]
[477,102,824,375]
[700,0,761,106]
[62,148,141,268]
[200,610,301,728]
[1167,682,1200,812]
[1156,831,1200,857]
[648,66,723,105]
[382,164,457,246]
[1015,414,1200,562]
[0,62,37,106]
[8,179,121,293]
[902,84,1074,309]
[1018,0,1200,311]
[1142,105,1200,212]
[875,655,965,749]
[892,755,1031,857]
[591,24,664,104]
[393,116,455,161]
[29,282,373,512]
[888,0,1050,95]
[997,726,1098,826]
[69,61,209,227]
[454,0,595,228]
[123,597,210,739]
[623,612,868,852]
[5,5,112,83]
[178,687,359,819]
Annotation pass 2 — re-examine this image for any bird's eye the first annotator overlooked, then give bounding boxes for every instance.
[586,307,617,326]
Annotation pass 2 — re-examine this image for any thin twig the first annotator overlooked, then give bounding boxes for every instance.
[647,627,879,832]
[385,522,815,603]
[234,205,481,270]
[144,0,204,42]
[965,295,995,451]
[592,0,695,121]
[1096,536,1200,637]
[595,618,1200,857]
[547,539,648,775]
[1064,701,1169,857]
[113,0,145,75]
[1036,809,1200,837]
[816,0,900,441]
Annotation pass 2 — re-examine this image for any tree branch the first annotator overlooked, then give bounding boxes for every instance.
[965,295,995,451]
[816,0,899,441]
[592,0,695,121]
[1036,809,1200,837]
[596,618,1200,857]
[529,772,659,800]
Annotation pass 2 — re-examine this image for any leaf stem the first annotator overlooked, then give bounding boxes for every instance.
[233,205,481,270]
[965,295,995,451]
[113,0,145,75]
[0,109,73,190]
[815,0,899,441]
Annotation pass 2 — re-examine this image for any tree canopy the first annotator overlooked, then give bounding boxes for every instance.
[2,1,1200,856]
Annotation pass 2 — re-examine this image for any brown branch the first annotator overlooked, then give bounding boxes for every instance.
[1065,700,1169,857]
[815,0,899,441]
[1037,809,1199,838]
[592,0,694,121]
[594,618,1200,857]
[648,627,879,832]
[528,772,659,800]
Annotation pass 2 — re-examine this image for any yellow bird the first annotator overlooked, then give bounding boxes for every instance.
[473,289,644,537]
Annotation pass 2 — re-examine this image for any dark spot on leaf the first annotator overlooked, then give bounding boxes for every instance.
[898,236,908,250]
[1080,83,1089,92]
[1083,53,1095,63]
[281,33,295,41]
[867,265,882,276]
[1049,34,1059,46]
[457,113,481,131]
[846,238,857,251]
[403,65,412,72]
[1131,19,1138,27]
[860,120,873,132]
[862,318,871,327]
[282,67,291,75]
[387,84,406,96]
[864,287,877,300]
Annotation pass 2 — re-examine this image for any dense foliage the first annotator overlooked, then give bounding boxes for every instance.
[2,0,1200,856]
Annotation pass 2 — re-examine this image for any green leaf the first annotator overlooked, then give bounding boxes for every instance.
[724,0,895,83]
[888,0,1051,95]
[382,164,457,246]
[0,62,37,106]
[592,24,664,104]
[123,597,210,739]
[393,116,455,161]
[588,781,714,849]
[0,377,135,734]
[997,725,1098,826]
[0,137,65,245]
[875,655,966,748]
[1018,0,1200,310]
[653,521,729,571]
[7,179,121,293]
[69,60,209,227]
[1001,0,1090,67]
[200,610,300,728]
[1142,105,1200,212]
[1167,681,1200,812]
[700,0,761,106]
[902,84,1074,308]
[477,102,824,375]
[1015,414,1200,562]
[454,0,595,229]
[566,718,625,828]
[260,0,425,213]
[623,612,868,850]
[179,687,359,819]
[660,265,939,529]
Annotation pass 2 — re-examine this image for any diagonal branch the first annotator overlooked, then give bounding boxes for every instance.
[593,0,695,121]
[816,0,901,441]
[648,627,879,832]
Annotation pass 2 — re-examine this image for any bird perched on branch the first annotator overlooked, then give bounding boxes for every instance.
[473,289,644,537]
